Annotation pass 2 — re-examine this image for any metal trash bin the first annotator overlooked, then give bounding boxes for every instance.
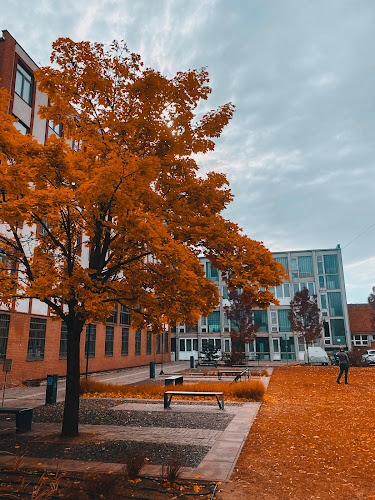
[149,361,156,379]
[45,374,58,405]
[190,355,195,369]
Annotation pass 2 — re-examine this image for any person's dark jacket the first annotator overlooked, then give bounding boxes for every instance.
[336,350,349,365]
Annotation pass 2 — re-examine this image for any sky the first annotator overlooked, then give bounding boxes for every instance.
[3,0,375,303]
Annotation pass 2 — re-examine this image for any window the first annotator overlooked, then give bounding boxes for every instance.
[293,282,315,295]
[146,331,152,354]
[276,283,291,298]
[326,275,340,290]
[205,262,219,281]
[59,322,68,358]
[224,339,230,352]
[119,305,130,325]
[323,321,331,345]
[27,317,47,360]
[320,294,327,309]
[254,310,268,332]
[298,256,314,277]
[319,275,325,289]
[193,338,198,351]
[13,118,30,135]
[278,310,291,332]
[0,314,10,361]
[85,324,96,357]
[105,326,114,356]
[215,339,221,350]
[323,254,338,274]
[222,286,228,299]
[330,319,345,344]
[164,330,169,353]
[121,327,129,355]
[135,331,141,355]
[352,335,369,346]
[156,333,161,353]
[50,122,62,136]
[15,63,33,105]
[186,339,192,351]
[208,311,220,333]
[327,292,343,316]
[107,306,118,324]
[275,256,288,270]
[179,338,185,352]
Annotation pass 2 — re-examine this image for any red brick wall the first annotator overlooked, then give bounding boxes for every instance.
[0,31,16,93]
[348,303,374,334]
[1,311,170,386]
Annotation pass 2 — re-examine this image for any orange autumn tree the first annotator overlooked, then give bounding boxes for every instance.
[0,39,286,436]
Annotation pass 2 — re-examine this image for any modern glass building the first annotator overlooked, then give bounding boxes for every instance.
[171,246,351,362]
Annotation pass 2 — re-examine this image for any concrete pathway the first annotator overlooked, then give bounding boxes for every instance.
[0,362,267,481]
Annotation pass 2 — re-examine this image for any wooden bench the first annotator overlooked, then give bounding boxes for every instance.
[164,391,224,410]
[164,375,183,386]
[0,408,33,433]
[217,368,250,381]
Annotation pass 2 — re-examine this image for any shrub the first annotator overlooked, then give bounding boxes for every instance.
[80,378,265,402]
[162,456,184,484]
[347,346,369,367]
[122,448,146,480]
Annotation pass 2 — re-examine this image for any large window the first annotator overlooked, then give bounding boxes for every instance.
[13,118,30,135]
[205,262,219,281]
[323,254,338,274]
[179,338,185,352]
[293,282,315,296]
[276,283,290,298]
[330,319,346,344]
[27,317,47,360]
[105,326,114,356]
[59,322,68,358]
[85,324,96,357]
[135,331,141,355]
[297,256,314,278]
[278,309,291,332]
[327,292,343,316]
[164,330,169,353]
[326,275,340,290]
[208,311,220,333]
[15,63,33,105]
[121,327,129,355]
[352,335,369,346]
[254,310,268,332]
[146,331,152,354]
[275,256,288,271]
[119,305,130,325]
[107,306,118,324]
[50,122,62,136]
[156,334,161,353]
[0,314,10,360]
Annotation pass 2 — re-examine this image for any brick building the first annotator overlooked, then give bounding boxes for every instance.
[0,30,170,385]
[348,303,375,347]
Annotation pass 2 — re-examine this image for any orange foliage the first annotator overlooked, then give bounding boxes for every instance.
[217,366,375,500]
[0,39,285,435]
[80,378,265,402]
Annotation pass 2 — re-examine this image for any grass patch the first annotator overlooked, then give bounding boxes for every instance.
[80,378,265,402]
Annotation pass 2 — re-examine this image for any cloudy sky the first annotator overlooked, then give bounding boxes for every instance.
[3,0,375,303]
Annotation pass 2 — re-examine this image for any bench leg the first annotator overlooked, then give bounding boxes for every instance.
[15,409,32,433]
[164,394,173,409]
[215,395,224,410]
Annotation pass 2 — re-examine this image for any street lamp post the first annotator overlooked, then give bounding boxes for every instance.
[160,330,165,375]
[85,323,91,379]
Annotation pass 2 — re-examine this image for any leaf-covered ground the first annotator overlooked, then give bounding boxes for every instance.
[217,365,375,500]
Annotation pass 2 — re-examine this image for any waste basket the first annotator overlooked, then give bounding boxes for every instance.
[149,361,156,379]
[190,355,195,369]
[45,374,58,405]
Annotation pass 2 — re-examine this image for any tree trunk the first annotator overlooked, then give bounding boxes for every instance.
[306,340,310,365]
[62,324,82,437]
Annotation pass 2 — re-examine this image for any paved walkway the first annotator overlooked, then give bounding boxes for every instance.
[0,363,268,481]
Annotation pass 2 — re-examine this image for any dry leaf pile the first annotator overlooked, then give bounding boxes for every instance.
[217,365,375,500]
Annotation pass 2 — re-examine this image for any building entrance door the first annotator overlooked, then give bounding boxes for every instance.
[272,337,281,361]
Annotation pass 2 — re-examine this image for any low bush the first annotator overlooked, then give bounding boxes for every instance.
[80,378,265,402]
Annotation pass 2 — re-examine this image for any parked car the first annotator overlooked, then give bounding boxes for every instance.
[305,347,329,365]
[361,349,375,364]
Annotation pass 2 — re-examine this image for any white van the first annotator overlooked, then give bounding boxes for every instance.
[304,347,329,365]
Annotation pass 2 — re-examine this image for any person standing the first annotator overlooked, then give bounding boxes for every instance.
[336,345,349,384]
